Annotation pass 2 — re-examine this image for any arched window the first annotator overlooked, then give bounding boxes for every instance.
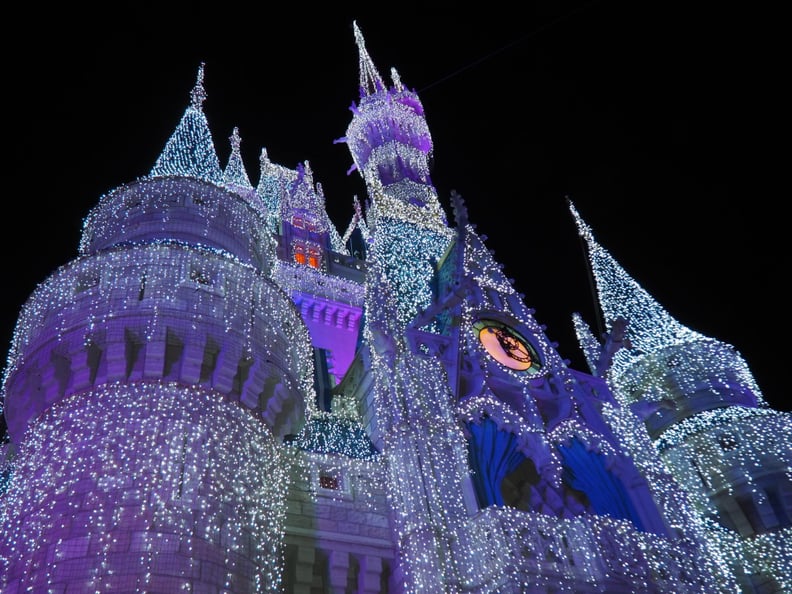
[466,417,590,519]
[293,242,307,265]
[307,245,321,269]
[466,417,525,507]
[557,437,646,531]
[292,241,322,270]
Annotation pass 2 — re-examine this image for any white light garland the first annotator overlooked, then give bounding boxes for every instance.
[0,383,288,592]
[0,23,788,594]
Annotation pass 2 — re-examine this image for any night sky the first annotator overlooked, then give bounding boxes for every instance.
[3,3,786,412]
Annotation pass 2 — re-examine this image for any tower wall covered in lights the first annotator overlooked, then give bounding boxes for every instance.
[1,23,790,594]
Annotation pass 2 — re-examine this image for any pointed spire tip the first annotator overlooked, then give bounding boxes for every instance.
[353,20,385,96]
[190,62,207,111]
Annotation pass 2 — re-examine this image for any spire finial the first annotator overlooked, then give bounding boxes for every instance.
[259,147,270,167]
[149,62,222,182]
[230,126,242,153]
[353,21,385,97]
[222,126,253,190]
[567,198,594,244]
[390,67,404,92]
[190,62,207,111]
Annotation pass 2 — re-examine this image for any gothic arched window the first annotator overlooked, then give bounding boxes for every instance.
[292,240,322,270]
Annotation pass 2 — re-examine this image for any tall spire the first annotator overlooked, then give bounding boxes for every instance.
[568,200,706,355]
[149,62,223,183]
[353,20,385,97]
[569,200,767,412]
[390,67,404,93]
[190,61,208,111]
[572,312,601,374]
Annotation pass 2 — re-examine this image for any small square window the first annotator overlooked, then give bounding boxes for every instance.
[76,275,99,293]
[319,475,340,490]
[190,269,211,285]
[718,434,739,451]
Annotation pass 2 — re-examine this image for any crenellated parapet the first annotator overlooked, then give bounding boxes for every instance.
[2,244,311,442]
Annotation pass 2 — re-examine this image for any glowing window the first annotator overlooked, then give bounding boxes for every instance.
[293,241,322,269]
[308,246,321,269]
[293,243,306,265]
[292,214,319,233]
[474,319,541,374]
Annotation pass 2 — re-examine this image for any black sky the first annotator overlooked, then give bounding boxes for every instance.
[3,3,786,411]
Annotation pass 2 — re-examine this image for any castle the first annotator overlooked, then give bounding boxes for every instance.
[1,22,790,593]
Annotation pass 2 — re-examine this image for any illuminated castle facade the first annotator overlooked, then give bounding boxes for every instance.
[1,23,790,594]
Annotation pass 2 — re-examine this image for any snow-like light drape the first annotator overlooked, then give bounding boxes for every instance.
[0,384,288,593]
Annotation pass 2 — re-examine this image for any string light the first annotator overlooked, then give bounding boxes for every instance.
[0,21,788,594]
[570,200,792,592]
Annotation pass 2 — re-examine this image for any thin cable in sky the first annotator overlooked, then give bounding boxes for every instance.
[418,0,602,94]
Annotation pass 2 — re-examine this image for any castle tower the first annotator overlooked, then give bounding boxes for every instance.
[265,156,390,593]
[0,64,310,593]
[339,22,452,333]
[570,201,792,592]
[335,23,475,592]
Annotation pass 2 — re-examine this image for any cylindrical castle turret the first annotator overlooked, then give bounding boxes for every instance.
[0,93,312,591]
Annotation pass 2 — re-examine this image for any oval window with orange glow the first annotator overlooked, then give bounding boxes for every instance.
[474,320,542,374]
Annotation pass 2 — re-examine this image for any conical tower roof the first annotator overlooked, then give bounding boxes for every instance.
[569,200,766,410]
[569,200,706,355]
[221,125,270,216]
[222,126,254,190]
[353,20,385,97]
[572,311,602,375]
[149,62,223,183]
